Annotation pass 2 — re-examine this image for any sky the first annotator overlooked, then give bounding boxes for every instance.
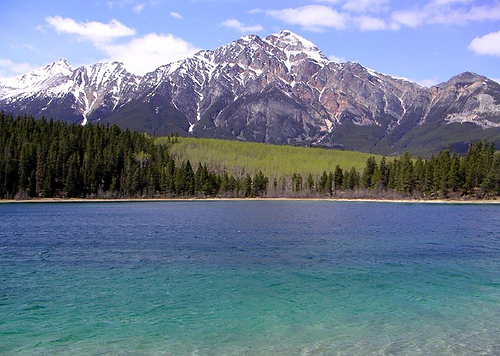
[2,0,500,86]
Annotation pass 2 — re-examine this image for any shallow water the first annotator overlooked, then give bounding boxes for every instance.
[1,201,499,355]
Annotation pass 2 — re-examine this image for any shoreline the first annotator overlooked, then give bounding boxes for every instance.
[1,197,499,204]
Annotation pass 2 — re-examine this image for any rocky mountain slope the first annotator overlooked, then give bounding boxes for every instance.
[2,30,500,156]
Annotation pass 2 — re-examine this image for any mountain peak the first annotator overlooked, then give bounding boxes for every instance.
[89,61,128,72]
[438,71,491,88]
[452,71,485,82]
[45,58,73,74]
[0,58,74,95]
[54,58,71,66]
[265,30,328,65]
[237,34,261,43]
[2,31,500,155]
[271,30,316,48]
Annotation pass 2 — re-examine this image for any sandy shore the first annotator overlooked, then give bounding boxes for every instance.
[1,197,499,204]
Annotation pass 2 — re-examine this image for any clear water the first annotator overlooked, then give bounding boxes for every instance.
[1,201,499,355]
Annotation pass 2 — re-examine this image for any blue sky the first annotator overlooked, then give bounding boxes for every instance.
[2,0,500,86]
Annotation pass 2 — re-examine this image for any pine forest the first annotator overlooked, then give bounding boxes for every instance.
[1,112,500,200]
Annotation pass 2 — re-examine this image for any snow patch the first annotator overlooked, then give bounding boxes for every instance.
[324,118,333,132]
[265,30,329,68]
[366,68,380,79]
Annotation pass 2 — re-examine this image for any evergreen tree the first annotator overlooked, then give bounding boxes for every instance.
[1,114,500,200]
[378,157,388,190]
[362,156,377,189]
[292,173,302,193]
[306,173,315,194]
[65,152,82,198]
[253,171,269,197]
[345,167,360,190]
[333,165,343,195]
[318,171,329,195]
[243,174,253,197]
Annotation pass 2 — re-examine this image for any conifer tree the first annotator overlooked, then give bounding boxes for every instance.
[244,174,253,197]
[333,165,343,195]
[253,170,269,197]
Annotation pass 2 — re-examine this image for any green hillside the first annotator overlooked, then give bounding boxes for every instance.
[159,137,382,178]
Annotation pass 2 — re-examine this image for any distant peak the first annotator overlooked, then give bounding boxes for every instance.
[265,30,328,64]
[238,34,261,42]
[50,58,72,68]
[267,30,317,49]
[443,71,490,87]
[94,61,126,69]
[453,71,483,80]
[26,58,73,78]
[274,30,301,38]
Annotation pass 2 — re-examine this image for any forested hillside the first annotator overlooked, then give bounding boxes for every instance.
[1,113,499,200]
[165,137,374,177]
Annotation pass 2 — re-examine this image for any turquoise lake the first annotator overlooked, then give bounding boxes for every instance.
[1,201,499,355]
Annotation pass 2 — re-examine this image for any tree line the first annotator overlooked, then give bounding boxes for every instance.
[284,143,500,199]
[0,113,267,199]
[1,112,499,200]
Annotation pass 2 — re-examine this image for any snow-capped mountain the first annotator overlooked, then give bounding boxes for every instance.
[2,30,500,155]
[0,59,141,125]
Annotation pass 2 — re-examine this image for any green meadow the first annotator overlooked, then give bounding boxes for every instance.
[159,137,382,178]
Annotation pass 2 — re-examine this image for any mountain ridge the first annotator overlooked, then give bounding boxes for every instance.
[2,30,500,156]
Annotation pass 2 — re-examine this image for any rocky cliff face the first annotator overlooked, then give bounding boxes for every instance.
[2,31,500,156]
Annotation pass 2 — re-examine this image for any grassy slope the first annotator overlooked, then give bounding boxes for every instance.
[160,137,382,178]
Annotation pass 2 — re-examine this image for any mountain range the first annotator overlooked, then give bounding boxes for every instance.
[2,30,500,156]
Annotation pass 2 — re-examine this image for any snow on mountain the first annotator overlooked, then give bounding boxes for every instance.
[1,30,500,155]
[265,30,329,67]
[70,62,141,124]
[0,59,141,124]
[0,59,73,99]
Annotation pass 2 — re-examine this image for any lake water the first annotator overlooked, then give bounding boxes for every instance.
[1,201,499,355]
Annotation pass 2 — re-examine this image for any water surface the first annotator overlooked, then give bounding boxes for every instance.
[1,201,499,355]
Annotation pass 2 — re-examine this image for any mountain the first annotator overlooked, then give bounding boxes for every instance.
[2,30,500,156]
[0,59,141,125]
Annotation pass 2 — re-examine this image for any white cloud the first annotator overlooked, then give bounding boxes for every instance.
[248,8,263,14]
[391,9,425,27]
[267,1,500,32]
[342,0,390,13]
[45,16,198,75]
[46,16,136,43]
[170,12,183,20]
[99,33,199,75]
[328,54,346,63]
[467,3,500,22]
[0,58,36,78]
[266,5,347,32]
[221,19,264,33]
[355,15,396,31]
[431,0,471,5]
[468,31,500,58]
[417,78,440,87]
[21,43,39,52]
[133,3,145,13]
[392,1,500,28]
